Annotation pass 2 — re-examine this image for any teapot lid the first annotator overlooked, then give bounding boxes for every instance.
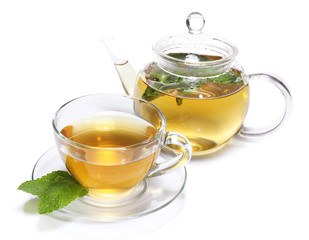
[153,12,238,68]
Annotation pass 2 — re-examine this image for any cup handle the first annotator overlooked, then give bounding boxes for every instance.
[238,73,292,137]
[147,132,192,177]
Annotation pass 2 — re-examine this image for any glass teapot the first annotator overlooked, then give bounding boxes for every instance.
[104,12,292,156]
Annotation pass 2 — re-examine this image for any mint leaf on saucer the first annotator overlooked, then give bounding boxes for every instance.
[18,170,88,214]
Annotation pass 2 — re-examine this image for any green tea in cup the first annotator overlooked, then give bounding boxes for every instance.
[53,94,192,207]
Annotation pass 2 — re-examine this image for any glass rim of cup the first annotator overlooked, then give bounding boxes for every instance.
[52,93,167,151]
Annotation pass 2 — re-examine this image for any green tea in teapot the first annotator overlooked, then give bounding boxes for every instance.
[108,12,291,155]
[134,53,249,155]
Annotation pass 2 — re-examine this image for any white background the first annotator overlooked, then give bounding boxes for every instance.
[1,0,308,239]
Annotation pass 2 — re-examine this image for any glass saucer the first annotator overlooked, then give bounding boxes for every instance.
[32,146,187,222]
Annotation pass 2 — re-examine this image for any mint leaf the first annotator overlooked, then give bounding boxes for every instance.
[18,171,71,197]
[18,171,88,214]
[38,177,88,214]
[211,70,242,83]
[142,59,244,107]
[176,97,183,106]
[142,86,163,101]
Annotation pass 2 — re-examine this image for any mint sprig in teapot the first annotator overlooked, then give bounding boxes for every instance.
[103,12,292,156]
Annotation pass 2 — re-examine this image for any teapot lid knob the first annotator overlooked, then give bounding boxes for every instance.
[186,12,205,35]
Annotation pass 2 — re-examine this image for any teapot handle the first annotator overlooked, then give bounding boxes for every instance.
[238,73,292,137]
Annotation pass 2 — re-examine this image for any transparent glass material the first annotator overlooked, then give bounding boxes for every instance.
[153,13,238,77]
[134,12,292,155]
[52,94,192,207]
[32,146,187,222]
[105,12,292,155]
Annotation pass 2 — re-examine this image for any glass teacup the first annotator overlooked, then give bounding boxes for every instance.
[52,94,192,207]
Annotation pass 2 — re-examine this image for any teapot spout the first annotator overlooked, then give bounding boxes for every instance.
[101,38,137,96]
[114,61,137,96]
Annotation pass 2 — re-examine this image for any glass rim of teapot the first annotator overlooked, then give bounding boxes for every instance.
[152,33,239,68]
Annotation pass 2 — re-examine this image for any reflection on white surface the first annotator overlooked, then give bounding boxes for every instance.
[35,192,185,240]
